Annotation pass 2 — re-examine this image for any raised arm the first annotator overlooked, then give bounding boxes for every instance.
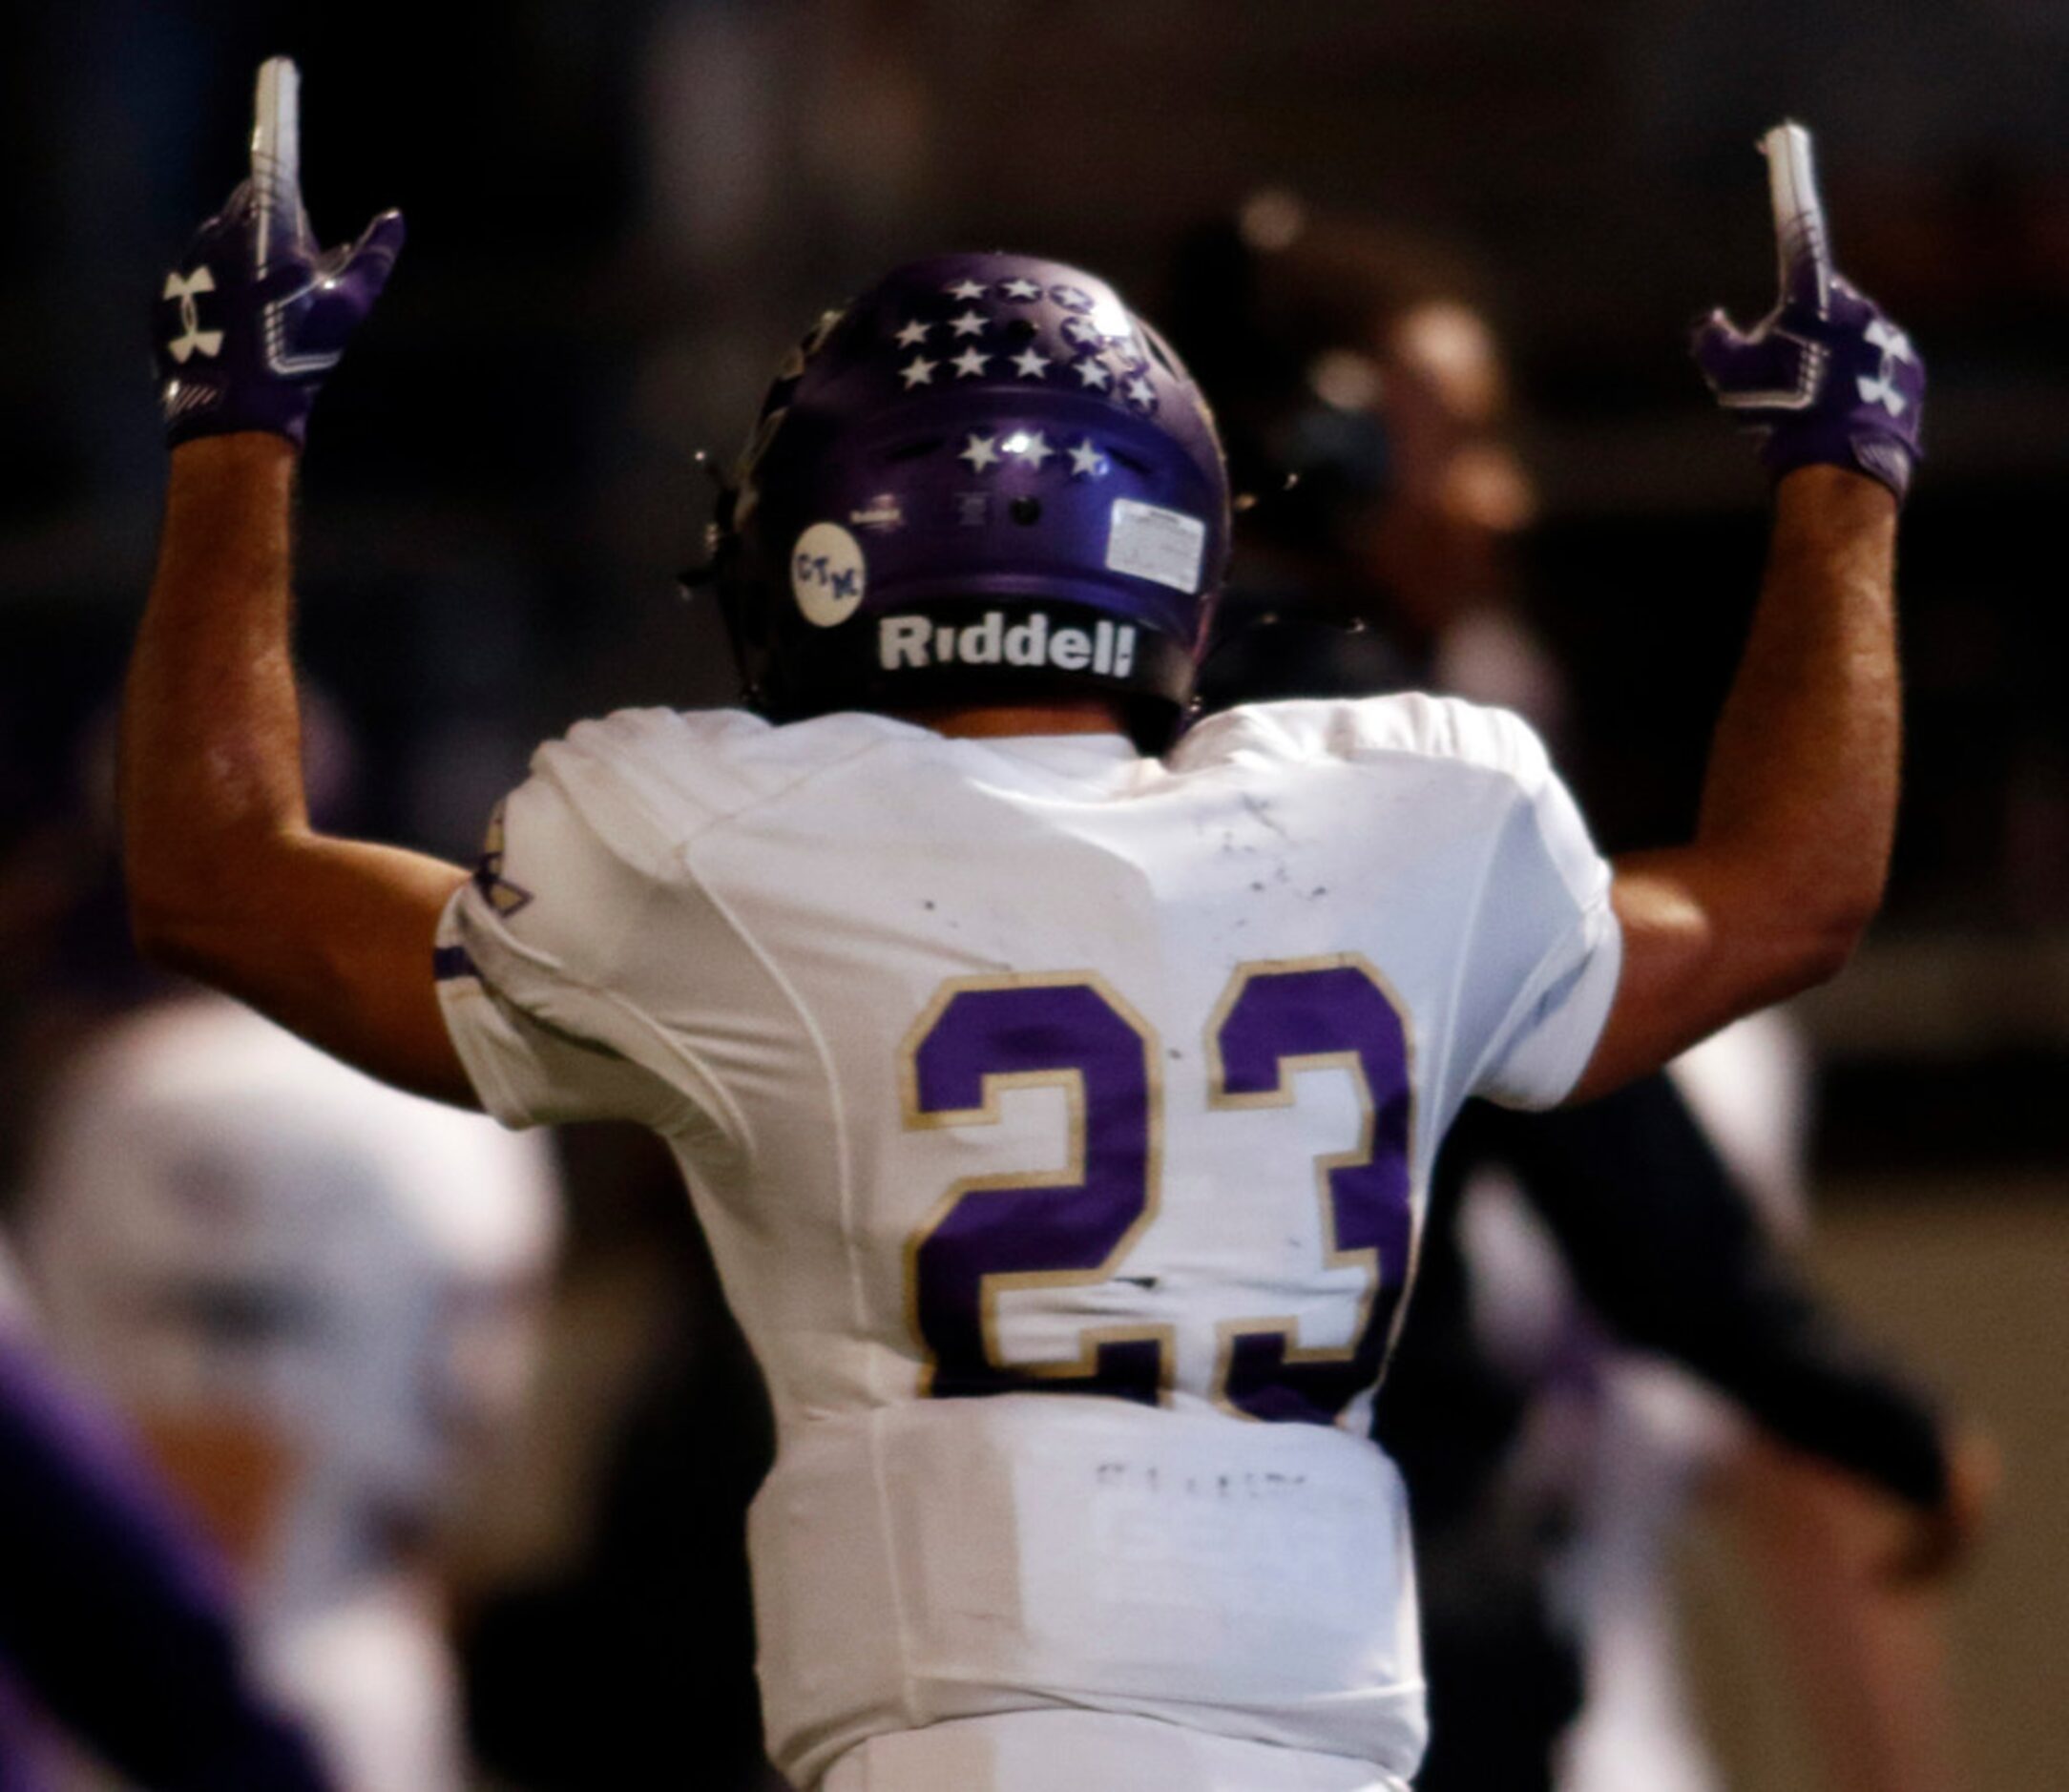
[1570,125,1920,1100]
[123,59,471,1104]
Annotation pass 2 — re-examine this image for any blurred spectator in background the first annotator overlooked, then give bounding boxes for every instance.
[1174,191,1553,730]
[1555,1021,1989,1792]
[18,996,561,1792]
[462,1208,784,1791]
[1167,195,1990,1792]
[0,1231,333,1791]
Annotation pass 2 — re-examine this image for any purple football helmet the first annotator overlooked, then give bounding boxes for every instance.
[710,253,1231,740]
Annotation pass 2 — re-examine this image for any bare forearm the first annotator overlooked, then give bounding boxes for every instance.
[123,433,308,924]
[121,436,471,1102]
[1571,127,1915,1101]
[1579,469,1899,1097]
[122,73,470,1101]
[1699,464,1899,931]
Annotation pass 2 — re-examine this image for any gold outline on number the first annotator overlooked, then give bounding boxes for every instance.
[899,970,1172,1398]
[1202,952,1419,1425]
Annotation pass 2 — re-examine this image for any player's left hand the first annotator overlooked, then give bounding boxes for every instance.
[155,57,404,450]
[1693,122,1924,503]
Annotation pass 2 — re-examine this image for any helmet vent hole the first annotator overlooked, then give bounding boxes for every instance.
[887,437,944,463]
[1010,496,1043,526]
[1006,318,1039,344]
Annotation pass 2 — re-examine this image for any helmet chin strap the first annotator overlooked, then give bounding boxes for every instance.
[677,451,738,593]
[679,455,763,706]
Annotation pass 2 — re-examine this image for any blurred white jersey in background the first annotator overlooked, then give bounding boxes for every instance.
[1451,1011,1812,1792]
[22,994,562,1792]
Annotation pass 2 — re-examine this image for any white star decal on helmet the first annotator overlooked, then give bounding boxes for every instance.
[958,432,1001,472]
[946,279,987,302]
[999,277,1042,302]
[1075,360,1112,389]
[948,309,988,339]
[1067,438,1108,479]
[900,356,939,389]
[1007,429,1055,469]
[893,320,931,348]
[951,347,990,379]
[1012,347,1053,380]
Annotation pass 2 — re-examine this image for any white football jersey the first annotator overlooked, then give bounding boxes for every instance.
[435,696,1620,1788]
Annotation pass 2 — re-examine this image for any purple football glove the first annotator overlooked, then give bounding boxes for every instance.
[155,58,404,449]
[1693,123,1923,502]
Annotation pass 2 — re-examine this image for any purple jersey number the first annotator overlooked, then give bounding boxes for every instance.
[904,957,1414,1427]
[906,975,1169,1403]
[1209,959,1414,1425]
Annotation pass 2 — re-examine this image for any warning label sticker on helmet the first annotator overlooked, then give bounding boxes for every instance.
[1105,498,1205,594]
[791,523,867,627]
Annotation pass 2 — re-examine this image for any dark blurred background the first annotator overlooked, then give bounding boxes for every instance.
[2,4,2064,1788]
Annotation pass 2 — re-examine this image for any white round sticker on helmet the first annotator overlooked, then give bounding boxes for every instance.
[791,522,867,627]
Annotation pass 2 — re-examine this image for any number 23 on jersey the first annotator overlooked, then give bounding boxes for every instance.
[901,956,1416,1428]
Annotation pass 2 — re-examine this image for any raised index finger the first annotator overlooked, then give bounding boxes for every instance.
[249,56,303,268]
[1763,120,1830,317]
[252,55,300,192]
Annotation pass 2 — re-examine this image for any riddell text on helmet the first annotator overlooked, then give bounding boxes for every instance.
[878,612,1139,677]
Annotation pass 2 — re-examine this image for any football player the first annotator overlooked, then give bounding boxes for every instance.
[122,60,1919,1791]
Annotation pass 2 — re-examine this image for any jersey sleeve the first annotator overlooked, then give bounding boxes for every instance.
[1448,703,1621,1110]
[434,728,713,1135]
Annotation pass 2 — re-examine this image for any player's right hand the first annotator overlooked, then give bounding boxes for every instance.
[1693,122,1924,503]
[1877,1424,2000,1587]
[155,57,404,450]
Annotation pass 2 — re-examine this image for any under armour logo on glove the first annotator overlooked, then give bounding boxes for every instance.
[154,58,405,449]
[1692,122,1924,503]
[1857,319,1917,417]
[161,268,224,364]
